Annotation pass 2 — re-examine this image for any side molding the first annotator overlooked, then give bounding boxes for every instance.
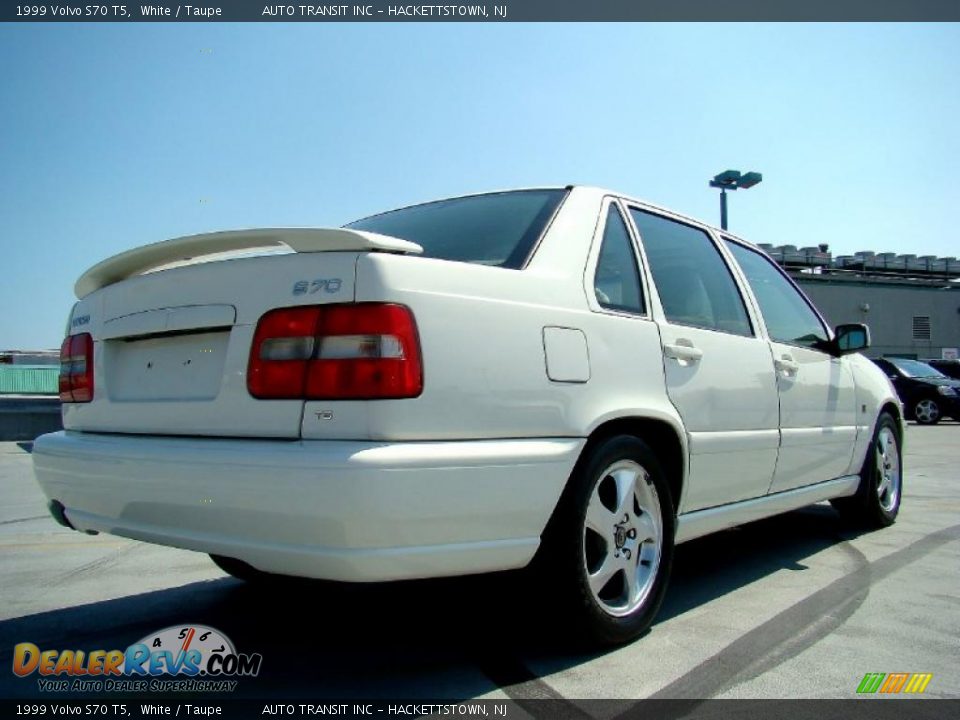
[675,475,860,544]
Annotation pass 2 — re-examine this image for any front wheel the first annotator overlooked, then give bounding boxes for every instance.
[538,435,675,647]
[913,398,941,425]
[832,412,902,528]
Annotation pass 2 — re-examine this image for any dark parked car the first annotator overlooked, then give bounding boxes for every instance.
[926,358,960,380]
[872,357,960,425]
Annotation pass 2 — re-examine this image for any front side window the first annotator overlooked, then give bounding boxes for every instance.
[594,205,644,314]
[724,240,828,348]
[346,189,567,269]
[629,209,752,336]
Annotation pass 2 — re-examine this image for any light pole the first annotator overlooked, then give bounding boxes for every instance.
[709,169,762,230]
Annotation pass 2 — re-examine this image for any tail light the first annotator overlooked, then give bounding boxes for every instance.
[59,333,94,402]
[248,303,423,400]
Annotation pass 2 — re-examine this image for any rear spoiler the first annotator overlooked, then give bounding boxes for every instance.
[74,228,423,299]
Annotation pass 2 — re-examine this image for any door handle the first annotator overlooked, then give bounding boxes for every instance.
[663,340,703,364]
[775,354,799,377]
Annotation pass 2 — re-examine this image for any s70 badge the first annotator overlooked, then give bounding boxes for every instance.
[292,278,343,296]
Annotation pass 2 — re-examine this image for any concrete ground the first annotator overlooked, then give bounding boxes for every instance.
[0,424,957,704]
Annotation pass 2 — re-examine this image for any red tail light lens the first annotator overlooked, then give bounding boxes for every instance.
[59,333,94,403]
[247,307,321,399]
[248,304,422,400]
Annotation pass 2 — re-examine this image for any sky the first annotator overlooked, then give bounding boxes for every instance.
[1,22,958,349]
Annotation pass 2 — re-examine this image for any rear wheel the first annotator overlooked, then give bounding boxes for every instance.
[538,435,675,646]
[832,412,901,528]
[913,398,940,425]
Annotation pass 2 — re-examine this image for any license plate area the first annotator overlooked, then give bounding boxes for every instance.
[105,330,231,401]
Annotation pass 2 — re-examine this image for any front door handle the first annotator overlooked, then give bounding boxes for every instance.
[663,339,703,364]
[775,354,799,377]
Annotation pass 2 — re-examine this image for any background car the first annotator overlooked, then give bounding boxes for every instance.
[871,357,960,424]
[925,358,960,380]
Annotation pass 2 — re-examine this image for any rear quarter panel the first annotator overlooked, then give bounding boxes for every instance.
[300,188,684,449]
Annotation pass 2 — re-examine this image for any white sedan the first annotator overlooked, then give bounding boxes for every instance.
[34,186,903,645]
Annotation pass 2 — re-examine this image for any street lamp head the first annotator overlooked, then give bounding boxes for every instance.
[710,169,742,189]
[709,168,762,231]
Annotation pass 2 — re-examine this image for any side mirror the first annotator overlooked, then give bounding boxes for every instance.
[832,323,870,356]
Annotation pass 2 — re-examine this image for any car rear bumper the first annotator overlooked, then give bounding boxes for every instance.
[32,431,583,582]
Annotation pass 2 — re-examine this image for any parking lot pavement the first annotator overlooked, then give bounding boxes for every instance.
[1,425,957,702]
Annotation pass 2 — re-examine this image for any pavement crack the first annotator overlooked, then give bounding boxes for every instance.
[477,654,594,719]
[43,544,139,587]
[624,522,960,709]
[0,514,48,526]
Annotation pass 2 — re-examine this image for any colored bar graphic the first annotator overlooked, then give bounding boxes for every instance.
[857,672,932,694]
[857,673,886,693]
[880,673,910,693]
[904,673,933,694]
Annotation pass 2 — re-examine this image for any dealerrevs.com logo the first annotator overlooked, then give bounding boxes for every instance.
[12,625,262,693]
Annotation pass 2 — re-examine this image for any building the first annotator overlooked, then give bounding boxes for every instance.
[0,350,60,396]
[760,245,960,360]
[0,350,59,366]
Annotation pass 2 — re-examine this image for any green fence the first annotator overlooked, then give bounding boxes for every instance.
[0,366,59,395]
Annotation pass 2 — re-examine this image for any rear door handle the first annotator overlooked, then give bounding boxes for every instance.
[663,340,703,364]
[775,354,799,377]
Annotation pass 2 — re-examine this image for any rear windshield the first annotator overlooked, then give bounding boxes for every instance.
[345,189,567,269]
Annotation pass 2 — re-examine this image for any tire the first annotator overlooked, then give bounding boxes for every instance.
[209,554,277,583]
[831,412,902,528]
[537,435,675,647]
[912,397,941,425]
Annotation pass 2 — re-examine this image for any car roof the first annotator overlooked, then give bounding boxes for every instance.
[577,185,759,249]
[348,185,762,251]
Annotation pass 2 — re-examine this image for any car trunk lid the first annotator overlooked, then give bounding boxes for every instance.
[63,228,421,438]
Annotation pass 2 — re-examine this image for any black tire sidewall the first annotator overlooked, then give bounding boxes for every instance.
[550,434,676,646]
[856,413,902,527]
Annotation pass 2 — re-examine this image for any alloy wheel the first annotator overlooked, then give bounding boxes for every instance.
[914,399,940,424]
[875,426,901,513]
[582,460,663,617]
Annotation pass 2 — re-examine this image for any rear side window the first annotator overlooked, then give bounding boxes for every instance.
[724,240,829,348]
[594,205,645,314]
[629,209,752,336]
[345,189,567,269]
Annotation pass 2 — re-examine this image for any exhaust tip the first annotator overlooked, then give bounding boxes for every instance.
[47,500,75,530]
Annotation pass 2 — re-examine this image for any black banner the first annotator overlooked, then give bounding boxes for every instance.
[2,699,959,720]
[2,0,960,22]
